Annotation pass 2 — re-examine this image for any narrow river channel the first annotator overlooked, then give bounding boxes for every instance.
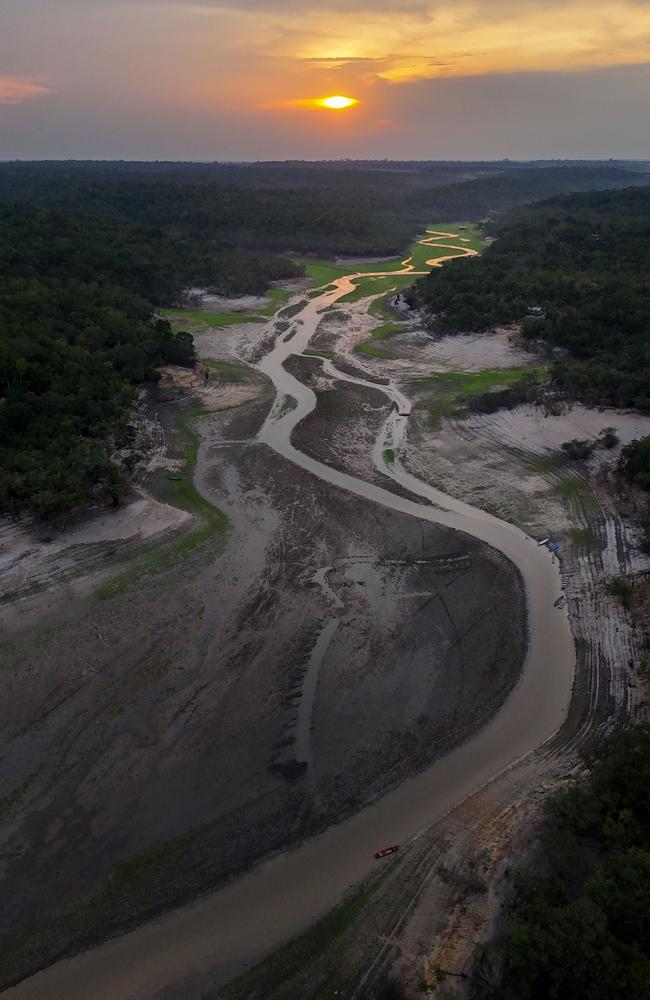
[4,267,575,1000]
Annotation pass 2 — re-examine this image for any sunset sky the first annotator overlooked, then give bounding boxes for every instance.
[2,0,650,159]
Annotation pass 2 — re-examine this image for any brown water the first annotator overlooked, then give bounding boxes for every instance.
[4,263,574,1000]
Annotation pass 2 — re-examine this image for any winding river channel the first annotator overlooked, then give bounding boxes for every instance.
[5,263,576,1000]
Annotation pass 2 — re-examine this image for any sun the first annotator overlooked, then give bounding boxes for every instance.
[316,95,358,110]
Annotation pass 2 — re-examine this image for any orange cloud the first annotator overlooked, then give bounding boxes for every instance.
[0,77,51,105]
[205,0,650,85]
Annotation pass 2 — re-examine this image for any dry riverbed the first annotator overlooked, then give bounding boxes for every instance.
[3,255,647,1000]
[262,308,650,1000]
[213,305,650,1000]
[0,318,526,992]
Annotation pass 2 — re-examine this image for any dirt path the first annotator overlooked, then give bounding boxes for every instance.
[2,236,575,1000]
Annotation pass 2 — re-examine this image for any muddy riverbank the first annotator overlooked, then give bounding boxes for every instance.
[0,231,575,999]
[0,380,525,992]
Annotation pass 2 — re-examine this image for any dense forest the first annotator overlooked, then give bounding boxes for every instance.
[0,207,202,516]
[487,725,650,1000]
[417,185,650,411]
[1,161,648,517]
[0,162,645,258]
[409,166,649,221]
[619,436,650,491]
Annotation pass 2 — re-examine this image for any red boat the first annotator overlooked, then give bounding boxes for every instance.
[374,845,399,859]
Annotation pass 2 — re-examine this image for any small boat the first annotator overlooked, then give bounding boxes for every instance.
[374,845,400,859]
[537,537,550,546]
[554,595,566,609]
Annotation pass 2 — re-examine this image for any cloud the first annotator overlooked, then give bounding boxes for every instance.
[159,0,650,85]
[0,77,51,106]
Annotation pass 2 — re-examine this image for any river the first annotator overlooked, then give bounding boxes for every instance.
[4,266,575,1000]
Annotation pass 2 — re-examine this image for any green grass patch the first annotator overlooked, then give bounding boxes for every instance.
[108,829,205,892]
[354,317,406,356]
[354,342,394,359]
[413,367,546,429]
[293,224,487,302]
[162,308,266,332]
[557,477,589,499]
[255,287,291,315]
[383,448,395,463]
[370,321,404,341]
[292,258,351,287]
[96,404,228,599]
[308,283,337,299]
[294,224,487,298]
[368,292,403,320]
[401,222,488,272]
[283,330,296,342]
[531,457,556,474]
[278,299,307,320]
[423,221,487,252]
[338,273,413,304]
[200,358,253,383]
[413,367,545,397]
[570,526,593,547]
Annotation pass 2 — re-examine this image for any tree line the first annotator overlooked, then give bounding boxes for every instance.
[417,185,650,412]
[483,724,650,999]
[0,162,645,260]
[0,206,201,517]
[2,163,648,517]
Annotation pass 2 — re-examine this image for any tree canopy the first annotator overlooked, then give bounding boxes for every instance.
[2,163,648,516]
[0,206,197,516]
[495,725,650,1000]
[619,436,650,491]
[417,186,650,412]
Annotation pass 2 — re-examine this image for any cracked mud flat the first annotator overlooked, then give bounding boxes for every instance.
[0,383,524,989]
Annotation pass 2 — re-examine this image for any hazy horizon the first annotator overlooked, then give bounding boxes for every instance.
[1,157,650,165]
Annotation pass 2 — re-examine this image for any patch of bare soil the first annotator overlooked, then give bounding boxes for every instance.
[222,330,650,1000]
[0,495,190,604]
[310,303,539,385]
[284,356,430,505]
[0,379,525,989]
[291,376,391,483]
[352,396,650,997]
[0,366,270,607]
[191,321,274,365]
[184,291,271,312]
